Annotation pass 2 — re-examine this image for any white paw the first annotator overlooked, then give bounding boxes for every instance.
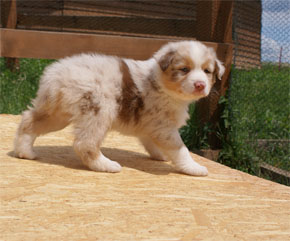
[88,154,122,173]
[175,162,208,176]
[15,149,37,160]
[105,160,122,173]
[14,133,37,160]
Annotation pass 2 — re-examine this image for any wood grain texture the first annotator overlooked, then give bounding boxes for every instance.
[196,0,233,43]
[0,29,230,61]
[1,114,289,240]
[17,15,196,38]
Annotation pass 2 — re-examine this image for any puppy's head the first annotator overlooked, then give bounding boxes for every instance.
[154,41,225,101]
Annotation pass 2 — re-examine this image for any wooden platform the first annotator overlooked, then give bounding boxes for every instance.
[1,115,289,240]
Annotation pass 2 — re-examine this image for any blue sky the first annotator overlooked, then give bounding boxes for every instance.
[261,0,290,62]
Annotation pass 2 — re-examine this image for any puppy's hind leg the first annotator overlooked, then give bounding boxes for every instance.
[14,110,38,159]
[73,111,121,173]
[14,106,71,160]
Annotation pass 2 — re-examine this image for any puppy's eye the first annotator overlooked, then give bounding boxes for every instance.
[204,69,211,74]
[179,67,190,74]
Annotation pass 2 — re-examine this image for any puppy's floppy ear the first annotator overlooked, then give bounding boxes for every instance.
[215,59,225,80]
[157,51,175,72]
[208,47,225,80]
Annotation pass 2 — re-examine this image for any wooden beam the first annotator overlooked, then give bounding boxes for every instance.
[1,0,17,28]
[260,162,290,186]
[1,0,19,71]
[195,0,233,149]
[0,29,230,61]
[196,0,214,42]
[195,44,233,148]
[17,15,196,38]
[196,0,233,43]
[213,0,233,43]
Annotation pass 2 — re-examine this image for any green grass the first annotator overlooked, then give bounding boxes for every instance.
[0,58,54,114]
[218,64,290,174]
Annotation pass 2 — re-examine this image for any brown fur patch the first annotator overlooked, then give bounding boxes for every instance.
[80,91,100,115]
[161,52,193,84]
[118,60,144,124]
[147,74,161,92]
[172,54,194,71]
[213,61,222,83]
[202,59,215,87]
[158,52,189,93]
[158,51,175,71]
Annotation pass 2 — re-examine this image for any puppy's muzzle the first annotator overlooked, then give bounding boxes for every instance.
[194,81,206,92]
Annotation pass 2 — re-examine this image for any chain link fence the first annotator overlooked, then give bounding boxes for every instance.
[222,0,290,185]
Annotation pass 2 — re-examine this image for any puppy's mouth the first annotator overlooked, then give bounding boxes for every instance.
[192,89,207,96]
[176,88,208,101]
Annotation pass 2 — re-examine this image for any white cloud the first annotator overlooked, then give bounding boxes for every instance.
[262,35,280,51]
[262,34,290,62]
[261,1,290,63]
[262,34,280,62]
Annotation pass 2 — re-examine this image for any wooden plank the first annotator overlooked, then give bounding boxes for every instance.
[234,59,261,69]
[1,0,17,28]
[235,0,262,16]
[260,162,290,186]
[59,28,194,41]
[236,36,261,46]
[1,114,290,240]
[0,29,230,61]
[196,0,233,43]
[17,15,196,38]
[196,0,213,41]
[16,0,196,19]
[15,25,193,42]
[235,48,261,60]
[17,0,63,13]
[235,21,261,32]
[235,28,261,41]
[212,0,233,43]
[63,0,196,19]
[235,47,261,57]
[234,56,260,64]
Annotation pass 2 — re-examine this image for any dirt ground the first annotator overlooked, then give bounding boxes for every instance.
[1,114,289,241]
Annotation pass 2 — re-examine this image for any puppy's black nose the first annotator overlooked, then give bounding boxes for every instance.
[194,81,205,91]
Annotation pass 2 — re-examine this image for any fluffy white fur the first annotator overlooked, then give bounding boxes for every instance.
[14,41,225,176]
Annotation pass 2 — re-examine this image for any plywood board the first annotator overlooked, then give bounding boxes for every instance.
[1,115,290,241]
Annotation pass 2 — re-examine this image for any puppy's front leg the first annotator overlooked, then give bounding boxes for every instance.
[153,130,208,176]
[168,145,208,176]
[139,136,167,161]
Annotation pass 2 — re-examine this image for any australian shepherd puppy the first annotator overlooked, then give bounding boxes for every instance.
[14,41,225,176]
